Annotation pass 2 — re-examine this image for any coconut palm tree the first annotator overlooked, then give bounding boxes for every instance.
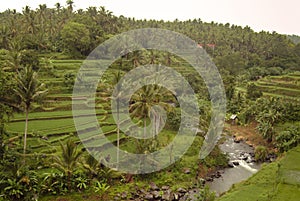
[111,70,122,168]
[66,0,74,12]
[14,66,47,160]
[129,84,172,152]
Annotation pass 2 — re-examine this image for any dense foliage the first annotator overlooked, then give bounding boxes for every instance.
[0,1,299,200]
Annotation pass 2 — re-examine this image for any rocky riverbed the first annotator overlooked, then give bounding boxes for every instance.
[207,135,276,196]
[113,182,205,201]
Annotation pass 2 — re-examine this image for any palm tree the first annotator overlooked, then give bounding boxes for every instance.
[82,154,101,178]
[53,140,83,190]
[66,0,74,12]
[4,50,22,72]
[130,85,155,139]
[129,84,172,152]
[14,66,47,160]
[55,2,61,12]
[111,71,122,168]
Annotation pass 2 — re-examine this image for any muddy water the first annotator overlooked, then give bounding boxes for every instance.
[207,136,261,196]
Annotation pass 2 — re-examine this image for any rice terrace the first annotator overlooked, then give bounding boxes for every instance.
[0,1,299,201]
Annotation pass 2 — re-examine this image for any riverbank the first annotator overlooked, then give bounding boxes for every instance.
[216,145,300,201]
[224,122,271,149]
[206,134,261,195]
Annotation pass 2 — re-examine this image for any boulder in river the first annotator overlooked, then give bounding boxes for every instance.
[228,162,235,168]
[233,161,240,166]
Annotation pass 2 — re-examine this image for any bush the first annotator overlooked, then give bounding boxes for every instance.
[246,83,263,100]
[276,125,300,152]
[63,72,75,90]
[166,109,181,130]
[255,146,269,162]
[265,67,283,76]
[20,50,40,71]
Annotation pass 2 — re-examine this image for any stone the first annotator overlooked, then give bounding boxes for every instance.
[179,194,189,201]
[144,193,153,200]
[215,171,222,178]
[177,187,187,193]
[228,162,234,168]
[183,168,191,174]
[161,185,170,190]
[41,136,49,140]
[140,188,147,194]
[121,192,127,199]
[150,182,159,190]
[234,136,243,143]
[233,161,240,166]
[152,190,161,199]
[162,189,173,201]
[173,193,180,200]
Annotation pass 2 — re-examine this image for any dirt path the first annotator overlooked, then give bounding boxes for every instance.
[224,122,272,149]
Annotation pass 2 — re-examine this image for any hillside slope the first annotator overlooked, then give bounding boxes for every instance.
[217,145,300,201]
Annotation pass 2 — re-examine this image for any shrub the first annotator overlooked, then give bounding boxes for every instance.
[255,146,269,162]
[276,126,300,152]
[246,83,263,100]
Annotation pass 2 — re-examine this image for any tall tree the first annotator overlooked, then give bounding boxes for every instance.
[14,66,47,160]
[111,70,122,168]
[129,84,171,152]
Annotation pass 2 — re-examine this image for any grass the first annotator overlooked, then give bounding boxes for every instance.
[11,109,107,121]
[217,145,300,201]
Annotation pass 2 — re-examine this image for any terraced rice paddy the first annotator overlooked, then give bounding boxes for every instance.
[240,72,300,100]
[6,59,195,156]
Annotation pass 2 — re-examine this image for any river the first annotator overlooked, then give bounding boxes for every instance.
[207,136,261,196]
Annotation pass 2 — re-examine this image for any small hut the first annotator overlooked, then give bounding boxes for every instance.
[230,114,238,125]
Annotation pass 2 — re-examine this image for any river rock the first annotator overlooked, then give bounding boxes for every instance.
[266,153,277,162]
[177,187,187,193]
[239,152,250,160]
[162,185,170,190]
[233,161,240,166]
[150,182,159,190]
[215,171,222,178]
[173,193,180,200]
[234,136,243,143]
[121,192,127,199]
[228,162,234,168]
[140,188,147,194]
[152,190,161,199]
[162,189,173,201]
[144,193,153,200]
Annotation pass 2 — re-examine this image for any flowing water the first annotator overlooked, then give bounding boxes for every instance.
[207,136,261,196]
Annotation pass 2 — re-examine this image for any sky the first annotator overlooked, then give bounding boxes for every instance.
[0,0,299,35]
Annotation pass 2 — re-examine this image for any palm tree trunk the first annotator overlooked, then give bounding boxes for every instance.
[68,171,71,191]
[23,107,29,164]
[116,99,120,169]
[143,116,147,140]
